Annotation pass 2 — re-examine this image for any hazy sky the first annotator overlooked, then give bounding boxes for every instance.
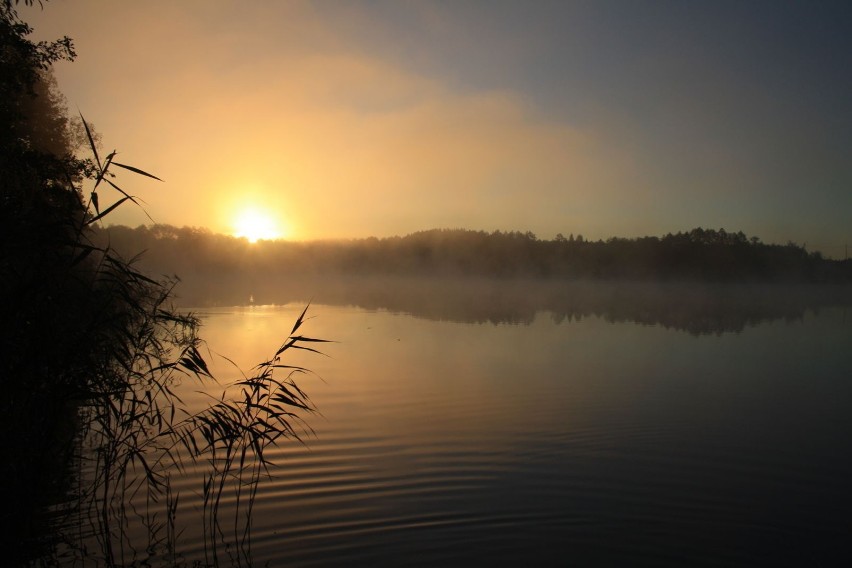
[26,1,852,254]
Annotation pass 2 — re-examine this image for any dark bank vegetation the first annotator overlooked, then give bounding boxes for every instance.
[97,225,852,303]
[1,2,323,565]
[95,225,852,336]
[99,224,851,283]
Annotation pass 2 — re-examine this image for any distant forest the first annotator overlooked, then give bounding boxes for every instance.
[98,225,850,284]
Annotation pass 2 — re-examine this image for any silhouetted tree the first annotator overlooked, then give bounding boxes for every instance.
[93,224,852,303]
[1,3,199,559]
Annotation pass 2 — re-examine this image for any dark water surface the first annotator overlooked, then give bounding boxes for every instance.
[192,297,852,566]
[50,284,852,566]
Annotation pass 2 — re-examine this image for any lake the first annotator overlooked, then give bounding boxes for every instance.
[50,281,852,566]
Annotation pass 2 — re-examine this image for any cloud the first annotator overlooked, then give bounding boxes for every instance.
[43,1,835,244]
[30,1,645,239]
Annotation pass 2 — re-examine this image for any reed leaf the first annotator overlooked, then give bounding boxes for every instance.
[112,161,164,181]
[88,196,131,223]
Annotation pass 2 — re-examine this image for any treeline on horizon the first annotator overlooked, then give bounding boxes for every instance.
[98,225,852,283]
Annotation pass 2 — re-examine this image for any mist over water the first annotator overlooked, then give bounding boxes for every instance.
[96,224,850,333]
[179,274,849,334]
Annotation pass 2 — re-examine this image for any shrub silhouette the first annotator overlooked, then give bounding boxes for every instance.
[1,3,323,564]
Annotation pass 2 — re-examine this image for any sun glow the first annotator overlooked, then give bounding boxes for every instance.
[233,207,283,243]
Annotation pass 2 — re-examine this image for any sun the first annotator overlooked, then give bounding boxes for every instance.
[233,207,282,243]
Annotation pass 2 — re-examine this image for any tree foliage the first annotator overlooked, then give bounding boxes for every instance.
[2,4,321,563]
[99,226,850,300]
[0,2,191,558]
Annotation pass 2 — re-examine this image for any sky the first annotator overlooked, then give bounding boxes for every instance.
[25,0,852,255]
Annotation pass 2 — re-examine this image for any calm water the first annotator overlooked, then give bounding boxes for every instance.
[53,284,852,566]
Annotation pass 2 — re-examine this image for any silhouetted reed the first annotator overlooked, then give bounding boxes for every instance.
[2,7,329,563]
[17,117,328,566]
[74,298,325,567]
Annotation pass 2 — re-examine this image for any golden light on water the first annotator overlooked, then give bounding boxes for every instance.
[233,207,284,242]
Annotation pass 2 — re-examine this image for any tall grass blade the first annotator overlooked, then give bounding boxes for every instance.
[80,112,101,169]
[112,161,164,182]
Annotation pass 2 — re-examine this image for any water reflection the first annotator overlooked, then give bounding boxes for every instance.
[37,290,852,566]
[176,276,851,335]
[183,303,852,566]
